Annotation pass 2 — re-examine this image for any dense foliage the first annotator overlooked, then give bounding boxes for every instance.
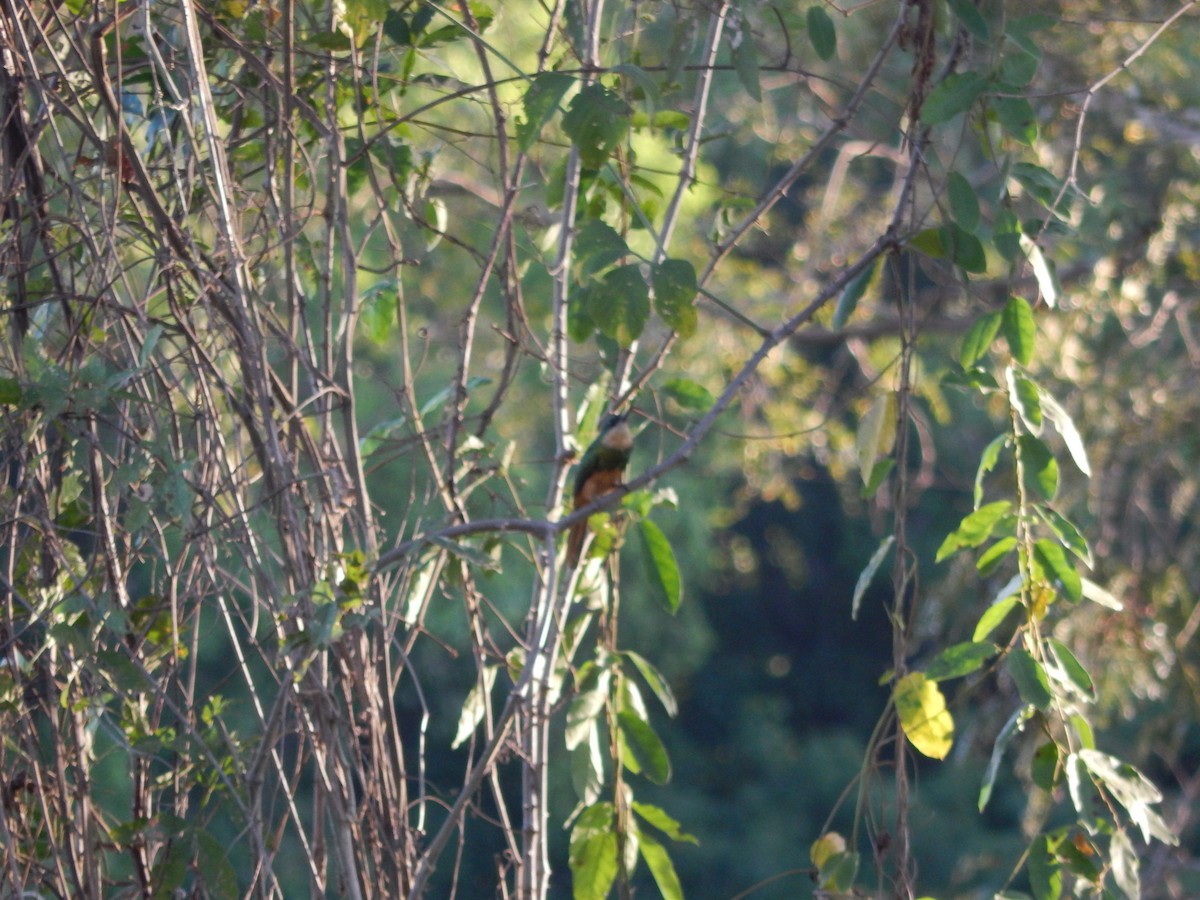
[1,1,1197,897]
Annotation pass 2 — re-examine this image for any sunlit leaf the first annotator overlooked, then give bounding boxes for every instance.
[1028,834,1063,900]
[624,651,679,717]
[851,535,893,621]
[856,392,896,485]
[936,500,1012,562]
[633,802,698,844]
[569,804,618,900]
[1110,830,1140,900]
[450,665,497,749]
[1040,389,1091,476]
[894,672,954,760]
[661,377,713,411]
[973,432,1008,507]
[637,829,684,900]
[1007,368,1043,434]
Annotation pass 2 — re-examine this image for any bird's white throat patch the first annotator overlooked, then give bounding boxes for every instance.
[601,420,634,450]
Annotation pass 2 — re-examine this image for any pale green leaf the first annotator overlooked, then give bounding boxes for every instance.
[851,535,893,621]
[451,665,497,749]
[948,170,981,232]
[856,392,896,485]
[980,707,1026,810]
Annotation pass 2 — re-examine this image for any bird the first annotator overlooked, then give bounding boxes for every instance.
[566,412,634,567]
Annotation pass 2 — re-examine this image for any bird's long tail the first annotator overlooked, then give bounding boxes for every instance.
[566,519,587,568]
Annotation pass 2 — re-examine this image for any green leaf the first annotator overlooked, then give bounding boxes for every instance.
[1028,834,1063,900]
[993,96,1038,144]
[624,651,679,717]
[946,0,989,39]
[0,377,23,406]
[936,500,1012,562]
[1006,647,1052,710]
[618,710,671,784]
[806,6,837,60]
[907,227,945,259]
[575,219,630,276]
[1031,742,1059,791]
[661,377,713,411]
[925,641,997,682]
[196,830,240,898]
[948,171,981,232]
[638,518,682,613]
[427,534,501,572]
[851,535,893,621]
[818,851,860,892]
[1034,539,1081,601]
[1012,161,1062,210]
[562,83,630,169]
[571,727,605,805]
[632,802,698,843]
[1066,752,1099,817]
[993,207,1023,261]
[860,458,895,499]
[1002,295,1036,364]
[637,829,684,900]
[419,376,492,418]
[980,706,1025,811]
[977,536,1018,576]
[1019,434,1058,500]
[586,264,650,346]
[921,71,988,125]
[961,311,1003,369]
[651,258,699,337]
[832,259,877,329]
[570,804,618,900]
[894,672,954,760]
[450,665,497,749]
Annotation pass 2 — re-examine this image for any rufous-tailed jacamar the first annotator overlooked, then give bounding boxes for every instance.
[567,412,634,567]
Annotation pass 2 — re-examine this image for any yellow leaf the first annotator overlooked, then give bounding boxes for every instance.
[810,832,846,869]
[894,672,954,760]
